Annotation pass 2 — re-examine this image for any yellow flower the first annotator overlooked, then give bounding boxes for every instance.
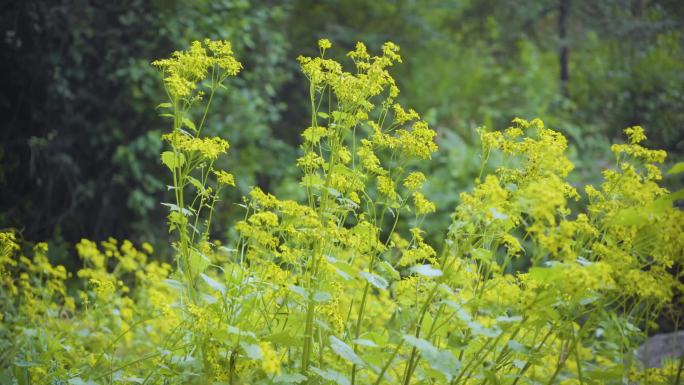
[403,171,426,191]
[413,192,436,215]
[259,342,281,374]
[214,170,236,186]
[318,38,332,50]
[378,175,398,201]
[624,125,647,144]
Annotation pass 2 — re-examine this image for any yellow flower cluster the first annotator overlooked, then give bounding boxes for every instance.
[5,40,684,385]
[152,39,242,98]
[162,131,229,160]
[214,169,235,186]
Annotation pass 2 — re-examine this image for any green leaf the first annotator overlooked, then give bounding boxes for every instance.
[200,273,225,294]
[68,379,97,385]
[289,285,307,297]
[507,340,527,353]
[496,315,523,323]
[183,117,196,131]
[188,250,210,276]
[326,256,357,280]
[528,264,564,284]
[378,261,400,280]
[352,339,378,347]
[314,291,332,303]
[156,102,172,109]
[266,332,301,346]
[160,151,185,170]
[310,367,350,385]
[472,248,492,262]
[273,373,308,384]
[187,176,206,195]
[483,370,501,385]
[162,279,184,291]
[468,321,502,338]
[667,162,684,175]
[161,202,193,217]
[227,326,256,340]
[410,264,443,277]
[402,335,461,380]
[240,342,262,360]
[442,300,471,321]
[402,335,434,351]
[300,174,324,189]
[359,271,388,289]
[329,336,365,367]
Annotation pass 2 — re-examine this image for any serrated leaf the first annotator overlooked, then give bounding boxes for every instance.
[512,359,526,369]
[402,335,460,380]
[183,117,196,131]
[359,271,388,289]
[468,321,502,338]
[161,151,185,170]
[161,202,193,216]
[314,291,332,303]
[489,208,508,220]
[483,370,501,385]
[227,326,256,340]
[310,367,350,385]
[668,162,684,175]
[301,174,324,188]
[162,279,184,291]
[266,332,301,346]
[403,335,434,351]
[289,285,307,297]
[410,264,443,277]
[329,336,365,367]
[240,342,262,360]
[202,293,218,304]
[352,339,378,347]
[378,261,400,280]
[441,300,476,325]
[187,176,206,195]
[188,250,210,275]
[200,273,225,294]
[471,248,492,262]
[327,256,356,280]
[495,315,523,323]
[507,340,527,353]
[273,373,308,384]
[68,378,97,385]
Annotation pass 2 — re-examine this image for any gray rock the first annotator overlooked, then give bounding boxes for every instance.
[638,331,684,368]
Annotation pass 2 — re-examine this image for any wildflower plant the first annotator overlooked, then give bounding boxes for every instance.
[0,39,683,385]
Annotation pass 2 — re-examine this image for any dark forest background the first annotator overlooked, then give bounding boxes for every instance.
[1,0,683,264]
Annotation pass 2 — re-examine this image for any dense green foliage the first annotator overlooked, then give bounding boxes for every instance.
[1,0,683,252]
[1,38,683,385]
[1,2,683,383]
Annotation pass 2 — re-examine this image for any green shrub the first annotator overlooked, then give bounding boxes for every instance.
[1,39,683,385]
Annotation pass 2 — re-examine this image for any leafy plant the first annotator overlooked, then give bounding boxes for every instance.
[1,39,683,385]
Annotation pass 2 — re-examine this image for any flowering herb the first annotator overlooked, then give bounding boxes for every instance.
[0,40,682,385]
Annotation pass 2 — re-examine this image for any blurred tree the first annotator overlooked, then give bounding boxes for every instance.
[0,0,681,257]
[0,0,296,256]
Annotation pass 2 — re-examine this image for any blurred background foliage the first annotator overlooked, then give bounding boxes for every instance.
[1,0,683,260]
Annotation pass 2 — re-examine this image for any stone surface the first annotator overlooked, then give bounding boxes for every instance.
[638,331,684,368]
